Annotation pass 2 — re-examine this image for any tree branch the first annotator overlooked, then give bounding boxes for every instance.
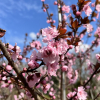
[0,40,38,100]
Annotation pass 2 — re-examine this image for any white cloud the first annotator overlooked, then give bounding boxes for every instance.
[22,2,42,13]
[7,36,24,44]
[29,32,36,40]
[0,0,42,19]
[0,9,7,17]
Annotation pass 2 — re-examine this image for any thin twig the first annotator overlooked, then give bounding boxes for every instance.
[94,92,100,100]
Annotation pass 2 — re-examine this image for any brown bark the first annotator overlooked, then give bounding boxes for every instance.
[0,40,38,100]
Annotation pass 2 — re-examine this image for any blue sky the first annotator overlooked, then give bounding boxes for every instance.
[0,0,98,51]
[0,0,59,48]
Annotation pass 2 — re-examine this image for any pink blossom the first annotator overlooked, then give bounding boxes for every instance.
[54,1,57,5]
[96,4,100,12]
[94,86,96,89]
[8,80,11,84]
[0,95,3,99]
[80,34,84,39]
[62,66,68,71]
[10,45,21,60]
[11,53,19,60]
[53,96,56,99]
[62,5,70,13]
[48,39,68,55]
[42,27,59,42]
[36,84,40,88]
[95,27,100,37]
[63,14,67,20]
[23,67,27,72]
[3,72,6,75]
[26,73,40,88]
[6,65,12,71]
[51,88,54,91]
[13,45,21,53]
[41,0,45,2]
[91,3,95,7]
[67,67,73,79]
[69,45,73,49]
[37,33,40,37]
[40,67,47,75]
[14,95,18,100]
[49,92,54,96]
[83,3,92,16]
[9,84,13,92]
[43,84,50,93]
[75,46,79,53]
[1,82,7,87]
[38,46,59,64]
[47,20,51,23]
[41,80,46,85]
[20,92,24,98]
[69,70,78,84]
[2,77,6,81]
[85,24,93,33]
[35,41,41,50]
[67,91,76,99]
[22,73,25,77]
[96,54,100,62]
[77,86,87,100]
[53,20,56,23]
[17,55,22,60]
[58,3,60,6]
[30,41,35,48]
[28,60,39,69]
[26,91,32,98]
[30,41,41,50]
[2,63,6,66]
[86,86,90,89]
[97,75,100,81]
[30,50,38,61]
[47,62,59,76]
[16,46,21,52]
[93,18,96,21]
[76,11,81,16]
[18,92,24,99]
[86,60,93,74]
[43,8,46,12]
[7,44,14,51]
[88,33,92,37]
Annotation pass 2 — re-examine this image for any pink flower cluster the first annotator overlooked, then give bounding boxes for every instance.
[83,3,92,16]
[67,91,76,99]
[26,73,40,88]
[38,46,59,64]
[30,41,41,50]
[95,27,100,37]
[1,0,100,100]
[67,86,87,100]
[62,5,70,13]
[42,27,59,42]
[86,24,93,33]
[96,4,100,12]
[77,86,87,100]
[96,54,100,62]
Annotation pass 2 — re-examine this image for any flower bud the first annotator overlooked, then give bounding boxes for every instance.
[6,65,12,71]
[54,1,57,5]
[43,8,46,12]
[62,66,68,71]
